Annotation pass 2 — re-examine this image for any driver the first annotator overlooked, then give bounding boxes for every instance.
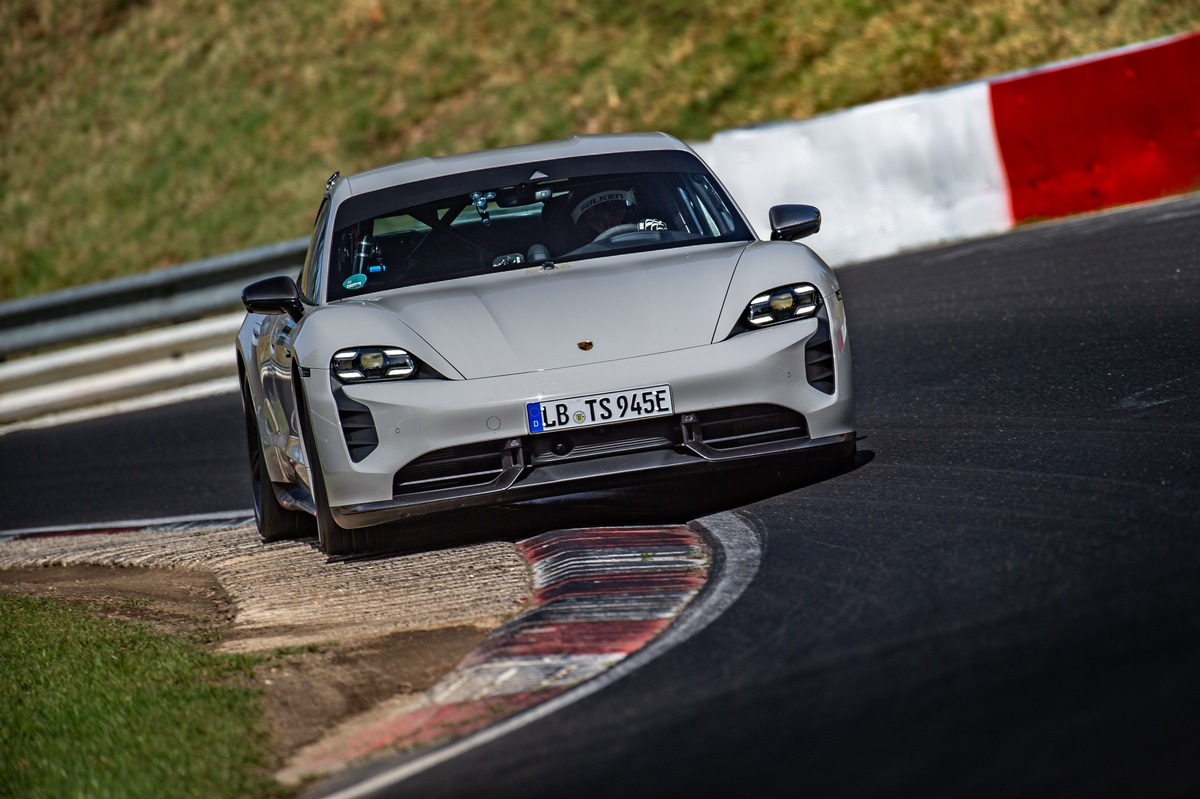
[571,189,667,238]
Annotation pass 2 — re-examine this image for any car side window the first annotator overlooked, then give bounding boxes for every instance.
[299,199,331,304]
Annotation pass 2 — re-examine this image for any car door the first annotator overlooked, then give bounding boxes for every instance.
[259,197,330,490]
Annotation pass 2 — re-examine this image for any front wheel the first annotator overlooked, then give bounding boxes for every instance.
[294,377,355,556]
[241,380,314,542]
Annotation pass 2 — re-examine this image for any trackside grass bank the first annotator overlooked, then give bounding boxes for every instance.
[2,0,1197,300]
[0,594,288,799]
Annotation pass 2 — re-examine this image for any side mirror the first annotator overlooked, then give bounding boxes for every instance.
[768,205,822,241]
[242,275,305,322]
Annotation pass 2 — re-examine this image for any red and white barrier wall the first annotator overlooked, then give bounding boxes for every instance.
[693,31,1200,265]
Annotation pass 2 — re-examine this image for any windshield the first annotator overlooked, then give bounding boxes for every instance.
[325,155,752,300]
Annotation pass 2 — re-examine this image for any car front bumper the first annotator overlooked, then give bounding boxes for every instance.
[303,312,854,522]
[330,430,855,528]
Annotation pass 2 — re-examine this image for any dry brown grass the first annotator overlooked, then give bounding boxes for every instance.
[2,0,1196,300]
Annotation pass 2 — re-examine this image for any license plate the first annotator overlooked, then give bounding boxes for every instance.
[527,385,673,434]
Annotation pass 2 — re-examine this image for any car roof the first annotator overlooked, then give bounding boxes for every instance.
[332,132,693,200]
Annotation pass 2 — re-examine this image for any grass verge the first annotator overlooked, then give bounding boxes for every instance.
[0,593,287,799]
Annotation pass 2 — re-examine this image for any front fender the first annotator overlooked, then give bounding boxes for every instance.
[290,301,465,380]
[712,240,840,342]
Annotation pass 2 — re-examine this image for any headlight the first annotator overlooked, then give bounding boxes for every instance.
[746,284,820,328]
[331,347,416,382]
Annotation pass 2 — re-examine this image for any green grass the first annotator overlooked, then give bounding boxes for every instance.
[1,0,1197,301]
[0,593,286,799]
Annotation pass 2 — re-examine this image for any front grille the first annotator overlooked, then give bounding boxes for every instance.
[528,416,682,465]
[335,392,378,463]
[393,440,509,495]
[390,403,813,499]
[693,404,808,451]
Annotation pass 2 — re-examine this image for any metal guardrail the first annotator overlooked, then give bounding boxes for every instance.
[0,318,243,426]
[0,236,308,358]
[0,237,309,426]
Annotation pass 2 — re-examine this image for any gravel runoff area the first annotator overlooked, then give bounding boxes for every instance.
[0,520,534,653]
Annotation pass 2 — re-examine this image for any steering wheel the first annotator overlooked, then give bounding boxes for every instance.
[592,223,639,243]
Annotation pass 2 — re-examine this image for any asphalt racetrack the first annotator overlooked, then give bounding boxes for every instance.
[2,194,1198,797]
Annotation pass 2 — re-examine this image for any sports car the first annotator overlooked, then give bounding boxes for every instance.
[238,132,855,555]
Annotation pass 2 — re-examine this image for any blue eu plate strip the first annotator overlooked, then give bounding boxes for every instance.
[526,403,544,434]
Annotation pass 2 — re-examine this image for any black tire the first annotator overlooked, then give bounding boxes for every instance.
[241,380,315,542]
[294,375,356,556]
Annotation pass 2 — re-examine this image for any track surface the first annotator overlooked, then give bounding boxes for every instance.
[3,195,1198,796]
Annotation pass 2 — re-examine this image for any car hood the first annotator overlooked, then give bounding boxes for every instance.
[369,243,748,379]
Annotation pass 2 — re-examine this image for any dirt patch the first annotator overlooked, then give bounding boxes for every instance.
[0,559,508,769]
[0,564,233,634]
[257,626,490,760]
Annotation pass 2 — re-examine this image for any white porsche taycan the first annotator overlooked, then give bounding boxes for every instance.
[238,133,854,555]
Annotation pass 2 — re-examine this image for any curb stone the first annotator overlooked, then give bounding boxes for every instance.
[279,525,708,784]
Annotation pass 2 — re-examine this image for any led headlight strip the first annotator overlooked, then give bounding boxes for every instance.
[332,347,416,382]
[747,283,820,327]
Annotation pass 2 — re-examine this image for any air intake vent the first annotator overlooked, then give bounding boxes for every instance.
[805,308,836,395]
[335,392,378,462]
[394,440,509,495]
[695,405,808,451]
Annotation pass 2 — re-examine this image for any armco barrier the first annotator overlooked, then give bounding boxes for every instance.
[0,314,241,424]
[0,236,307,358]
[0,33,1196,424]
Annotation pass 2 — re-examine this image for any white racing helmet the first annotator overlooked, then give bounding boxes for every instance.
[571,189,634,225]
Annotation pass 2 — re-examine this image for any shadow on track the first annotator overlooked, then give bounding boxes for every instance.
[337,444,873,561]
